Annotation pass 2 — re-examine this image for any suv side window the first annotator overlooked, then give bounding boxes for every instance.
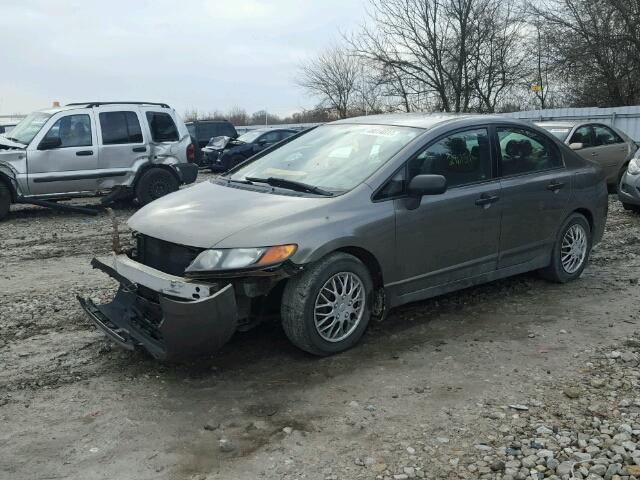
[570,125,593,147]
[497,127,562,176]
[146,112,179,142]
[99,111,143,145]
[593,125,623,145]
[408,128,492,188]
[280,131,296,140]
[41,114,92,148]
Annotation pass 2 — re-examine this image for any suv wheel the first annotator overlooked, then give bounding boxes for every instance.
[0,183,11,221]
[281,252,373,356]
[539,213,591,283]
[135,168,179,206]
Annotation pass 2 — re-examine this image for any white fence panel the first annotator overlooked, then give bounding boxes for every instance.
[503,106,640,141]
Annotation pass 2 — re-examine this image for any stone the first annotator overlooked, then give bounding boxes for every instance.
[564,387,582,399]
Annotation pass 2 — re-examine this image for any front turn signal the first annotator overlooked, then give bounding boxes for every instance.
[257,244,297,265]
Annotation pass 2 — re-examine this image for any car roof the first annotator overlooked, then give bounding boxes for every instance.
[535,121,579,129]
[330,112,518,130]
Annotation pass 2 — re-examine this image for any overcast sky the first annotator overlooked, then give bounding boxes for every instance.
[0,0,366,118]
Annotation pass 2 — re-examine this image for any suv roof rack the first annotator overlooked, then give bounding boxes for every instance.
[66,101,170,108]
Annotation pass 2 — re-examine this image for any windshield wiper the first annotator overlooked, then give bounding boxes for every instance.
[219,176,254,185]
[4,137,25,144]
[245,177,334,196]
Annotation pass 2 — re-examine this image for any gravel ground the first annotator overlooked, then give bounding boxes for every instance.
[1,178,639,480]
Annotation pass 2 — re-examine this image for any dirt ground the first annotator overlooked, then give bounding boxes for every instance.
[1,175,639,480]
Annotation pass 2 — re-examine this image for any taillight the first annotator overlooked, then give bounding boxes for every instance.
[187,143,195,162]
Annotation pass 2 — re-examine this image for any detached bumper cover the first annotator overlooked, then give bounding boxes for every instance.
[78,256,238,361]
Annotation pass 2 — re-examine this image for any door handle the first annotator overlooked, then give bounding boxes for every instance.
[76,150,93,156]
[591,152,598,156]
[475,194,499,207]
[546,181,566,191]
[132,146,147,153]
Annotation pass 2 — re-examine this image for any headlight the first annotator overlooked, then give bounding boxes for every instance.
[185,244,297,273]
[628,158,640,175]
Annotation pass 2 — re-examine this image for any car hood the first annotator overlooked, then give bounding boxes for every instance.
[128,180,331,248]
[0,136,25,150]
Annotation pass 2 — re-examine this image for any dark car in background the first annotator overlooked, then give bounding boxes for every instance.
[186,120,237,166]
[0,123,17,135]
[205,127,298,171]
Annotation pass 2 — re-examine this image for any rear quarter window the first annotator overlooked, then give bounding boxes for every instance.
[146,112,179,142]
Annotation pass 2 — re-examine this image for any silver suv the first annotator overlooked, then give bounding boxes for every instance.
[0,101,198,220]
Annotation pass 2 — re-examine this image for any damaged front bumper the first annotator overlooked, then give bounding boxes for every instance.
[78,255,238,361]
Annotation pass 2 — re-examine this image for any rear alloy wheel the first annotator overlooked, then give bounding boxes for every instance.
[281,252,373,356]
[539,213,591,283]
[0,183,11,221]
[135,168,179,206]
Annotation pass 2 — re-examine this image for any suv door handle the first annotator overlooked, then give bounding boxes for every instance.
[132,146,147,153]
[475,194,500,207]
[546,181,566,191]
[76,150,93,156]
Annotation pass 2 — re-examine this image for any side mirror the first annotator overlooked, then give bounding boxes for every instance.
[405,174,447,210]
[569,142,584,151]
[38,137,62,150]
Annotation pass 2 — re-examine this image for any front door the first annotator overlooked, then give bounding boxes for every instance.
[393,127,502,297]
[496,126,571,268]
[27,112,98,195]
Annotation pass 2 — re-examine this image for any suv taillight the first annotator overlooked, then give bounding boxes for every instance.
[187,143,195,163]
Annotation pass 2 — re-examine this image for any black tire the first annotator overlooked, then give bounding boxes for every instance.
[539,213,592,283]
[281,252,373,356]
[135,168,179,206]
[622,202,640,213]
[0,183,11,221]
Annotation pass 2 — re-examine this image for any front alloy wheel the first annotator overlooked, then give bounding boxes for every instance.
[282,252,373,356]
[314,272,366,343]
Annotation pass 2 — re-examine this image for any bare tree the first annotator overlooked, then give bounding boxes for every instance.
[529,0,640,107]
[296,44,361,118]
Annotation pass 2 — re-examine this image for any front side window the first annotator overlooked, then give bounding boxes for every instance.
[231,124,421,193]
[593,125,623,145]
[41,114,92,148]
[99,111,143,145]
[408,128,492,188]
[498,127,562,176]
[146,112,179,142]
[570,126,593,147]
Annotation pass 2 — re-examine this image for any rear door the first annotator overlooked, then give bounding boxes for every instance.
[496,126,571,268]
[96,108,149,183]
[592,124,628,182]
[26,111,99,195]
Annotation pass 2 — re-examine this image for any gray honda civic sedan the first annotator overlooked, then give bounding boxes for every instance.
[79,114,608,360]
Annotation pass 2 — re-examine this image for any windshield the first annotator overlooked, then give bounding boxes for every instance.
[230,124,421,192]
[538,126,571,142]
[6,112,53,145]
[237,131,263,143]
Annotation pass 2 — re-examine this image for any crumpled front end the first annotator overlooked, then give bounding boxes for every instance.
[78,255,238,361]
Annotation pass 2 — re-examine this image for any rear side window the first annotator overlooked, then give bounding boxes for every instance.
[99,111,143,145]
[593,125,623,145]
[408,128,492,188]
[146,112,179,142]
[498,127,563,176]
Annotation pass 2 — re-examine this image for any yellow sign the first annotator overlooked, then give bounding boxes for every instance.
[531,84,541,92]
